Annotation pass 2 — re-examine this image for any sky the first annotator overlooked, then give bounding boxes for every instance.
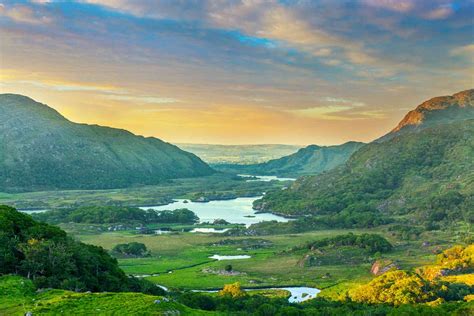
[0,0,473,145]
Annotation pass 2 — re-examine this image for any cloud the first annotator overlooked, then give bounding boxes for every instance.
[104,94,180,104]
[0,70,120,93]
[0,3,53,24]
[450,44,474,63]
[363,0,415,12]
[363,0,457,21]
[323,97,365,107]
[423,5,454,20]
[288,105,354,120]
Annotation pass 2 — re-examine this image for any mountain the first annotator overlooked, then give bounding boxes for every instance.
[255,90,474,226]
[379,89,474,141]
[214,142,365,177]
[0,94,214,192]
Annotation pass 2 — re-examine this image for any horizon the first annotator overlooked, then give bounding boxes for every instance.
[1,1,473,145]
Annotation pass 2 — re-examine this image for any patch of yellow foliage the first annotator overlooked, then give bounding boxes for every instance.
[27,238,40,246]
[349,270,431,306]
[418,244,474,281]
[426,298,445,306]
[219,282,246,298]
[350,244,474,306]
[436,244,474,270]
[464,294,474,302]
[441,274,474,286]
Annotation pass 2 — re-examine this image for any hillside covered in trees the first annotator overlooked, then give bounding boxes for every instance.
[0,205,163,294]
[256,90,474,229]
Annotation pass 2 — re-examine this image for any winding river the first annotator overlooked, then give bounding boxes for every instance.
[193,286,320,303]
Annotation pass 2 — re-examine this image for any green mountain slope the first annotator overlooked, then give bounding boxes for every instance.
[256,90,474,225]
[214,142,364,177]
[0,94,214,192]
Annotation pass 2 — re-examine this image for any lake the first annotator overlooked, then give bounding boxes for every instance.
[238,174,296,182]
[141,196,290,226]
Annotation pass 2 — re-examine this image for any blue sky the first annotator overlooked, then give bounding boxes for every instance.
[0,0,473,144]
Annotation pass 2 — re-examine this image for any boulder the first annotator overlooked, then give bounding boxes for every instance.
[371,259,398,275]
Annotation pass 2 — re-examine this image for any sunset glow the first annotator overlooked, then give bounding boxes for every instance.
[1,0,472,144]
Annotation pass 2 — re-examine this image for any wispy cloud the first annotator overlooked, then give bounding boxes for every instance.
[104,94,180,104]
[450,44,474,63]
[0,3,53,24]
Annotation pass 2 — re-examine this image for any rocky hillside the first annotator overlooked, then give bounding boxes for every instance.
[215,142,364,177]
[380,89,474,141]
[0,94,214,192]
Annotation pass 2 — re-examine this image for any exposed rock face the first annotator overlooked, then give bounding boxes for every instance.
[382,89,474,141]
[371,260,398,276]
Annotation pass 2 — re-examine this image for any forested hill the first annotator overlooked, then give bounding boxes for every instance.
[256,90,474,226]
[0,94,214,192]
[215,142,364,177]
[0,205,163,294]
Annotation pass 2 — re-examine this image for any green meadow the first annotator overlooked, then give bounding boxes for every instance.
[71,225,462,295]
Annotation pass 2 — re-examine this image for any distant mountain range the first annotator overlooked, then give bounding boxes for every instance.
[214,142,365,177]
[256,89,474,221]
[0,94,213,192]
[178,143,301,164]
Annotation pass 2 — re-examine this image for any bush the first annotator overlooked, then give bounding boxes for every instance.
[112,242,150,257]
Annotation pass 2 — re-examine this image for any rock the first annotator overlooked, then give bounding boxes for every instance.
[383,89,474,138]
[25,312,33,316]
[371,259,398,276]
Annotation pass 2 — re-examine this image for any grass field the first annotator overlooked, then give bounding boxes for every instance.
[70,225,464,296]
[0,276,217,315]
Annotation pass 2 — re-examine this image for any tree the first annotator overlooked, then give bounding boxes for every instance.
[349,270,432,305]
[219,282,246,298]
[112,242,149,257]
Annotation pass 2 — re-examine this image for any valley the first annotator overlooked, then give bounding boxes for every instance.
[1,90,473,315]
